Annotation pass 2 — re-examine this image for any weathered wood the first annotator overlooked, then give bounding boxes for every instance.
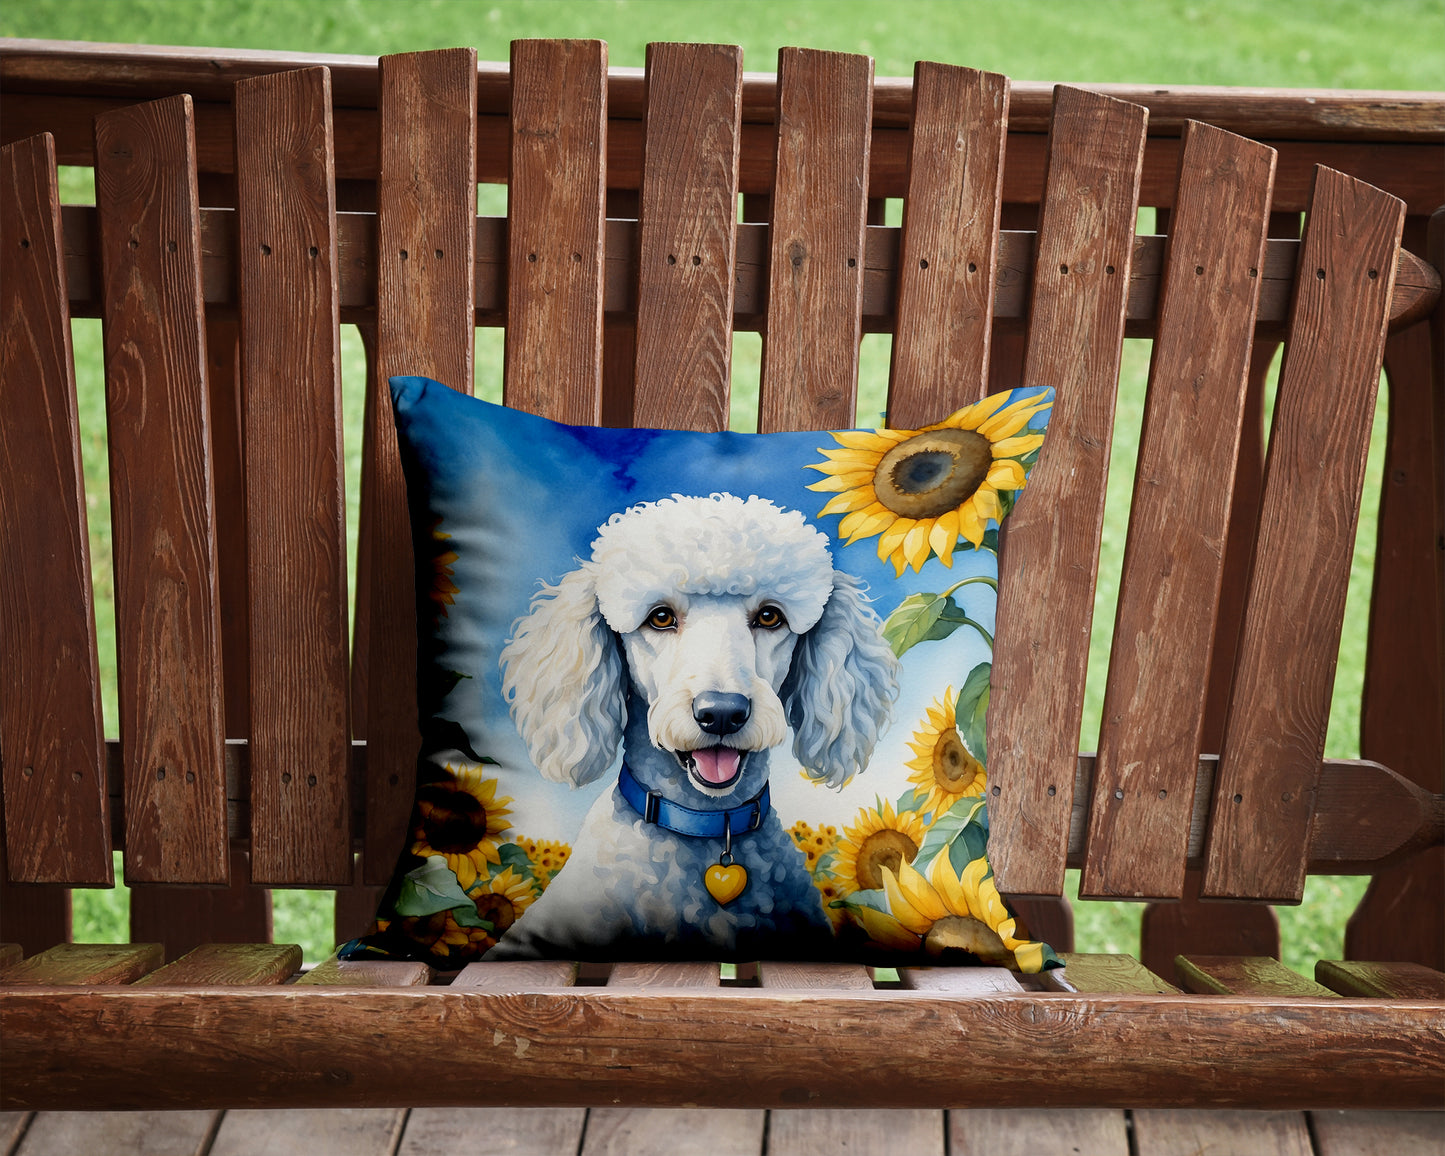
[630,42,741,432]
[0,874,69,958]
[361,49,478,886]
[770,1110,943,1156]
[0,942,162,985]
[208,1109,405,1156]
[128,847,271,963]
[950,1109,1128,1156]
[451,960,579,988]
[133,942,301,987]
[505,39,606,424]
[1316,960,1445,999]
[1204,167,1406,903]
[988,87,1148,897]
[93,95,229,885]
[0,1113,30,1153]
[0,132,111,885]
[1139,870,1280,981]
[1309,1110,1445,1156]
[1084,122,1275,901]
[1347,850,1445,972]
[1175,955,1337,997]
[1132,1110,1312,1156]
[233,67,352,886]
[608,961,720,988]
[887,63,1009,425]
[14,1110,220,1156]
[0,945,20,968]
[758,48,873,433]
[756,962,872,990]
[401,1108,587,1156]
[583,1109,765,1156]
[897,966,1023,993]
[1057,953,1181,994]
[298,954,432,988]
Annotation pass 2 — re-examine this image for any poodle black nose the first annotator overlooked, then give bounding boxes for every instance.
[693,691,751,736]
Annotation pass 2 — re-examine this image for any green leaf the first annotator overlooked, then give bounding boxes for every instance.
[882,592,948,657]
[497,842,534,879]
[914,797,988,872]
[955,662,991,763]
[895,787,931,816]
[423,716,494,765]
[394,857,493,930]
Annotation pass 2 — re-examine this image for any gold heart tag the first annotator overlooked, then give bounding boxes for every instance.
[705,862,748,905]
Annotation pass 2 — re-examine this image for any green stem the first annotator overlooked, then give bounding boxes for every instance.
[959,615,994,649]
[941,574,999,598]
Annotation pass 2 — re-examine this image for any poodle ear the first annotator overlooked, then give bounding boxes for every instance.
[500,565,626,787]
[782,570,901,788]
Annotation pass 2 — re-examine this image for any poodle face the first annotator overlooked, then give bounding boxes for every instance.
[500,493,901,794]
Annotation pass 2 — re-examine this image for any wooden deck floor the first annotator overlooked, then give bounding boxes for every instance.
[3,1108,1442,1155]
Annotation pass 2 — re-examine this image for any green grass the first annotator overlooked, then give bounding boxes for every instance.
[27,0,1437,968]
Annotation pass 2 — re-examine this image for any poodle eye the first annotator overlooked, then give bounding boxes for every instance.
[753,604,787,630]
[644,605,678,631]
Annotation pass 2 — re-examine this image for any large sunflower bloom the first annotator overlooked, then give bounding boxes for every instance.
[468,865,537,938]
[410,765,514,889]
[906,690,987,819]
[808,390,1050,573]
[831,800,929,896]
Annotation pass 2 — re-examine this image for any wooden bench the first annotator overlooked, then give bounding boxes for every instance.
[1,38,1442,1116]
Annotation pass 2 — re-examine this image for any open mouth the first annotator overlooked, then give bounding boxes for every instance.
[676,747,747,790]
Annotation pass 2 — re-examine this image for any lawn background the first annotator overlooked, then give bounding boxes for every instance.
[5,0,1441,969]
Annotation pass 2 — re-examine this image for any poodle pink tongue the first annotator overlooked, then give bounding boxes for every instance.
[691,746,741,785]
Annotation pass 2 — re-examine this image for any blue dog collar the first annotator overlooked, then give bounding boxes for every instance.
[617,762,769,839]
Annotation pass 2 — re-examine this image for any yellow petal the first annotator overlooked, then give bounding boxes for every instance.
[928,517,958,568]
[902,522,932,571]
[941,390,1013,431]
[808,469,877,492]
[958,501,986,547]
[877,516,916,558]
[852,903,924,951]
[986,458,1028,490]
[898,860,950,923]
[928,850,974,919]
[1013,941,1045,974]
[819,488,877,516]
[839,505,896,540]
[990,432,1046,458]
[818,447,888,468]
[976,394,1051,440]
[881,867,935,934]
[971,485,1001,525]
[831,428,909,449]
[452,855,477,889]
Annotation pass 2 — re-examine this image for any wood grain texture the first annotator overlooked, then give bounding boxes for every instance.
[897,966,1023,993]
[233,67,352,885]
[987,87,1147,897]
[951,1109,1128,1156]
[1316,959,1445,999]
[128,847,271,962]
[1139,869,1279,982]
[631,42,742,432]
[1310,1110,1445,1156]
[0,942,162,985]
[504,39,607,424]
[888,63,1009,426]
[1132,1110,1313,1156]
[14,1110,219,1156]
[1084,123,1275,901]
[451,960,579,988]
[0,872,69,956]
[361,49,478,886]
[0,1113,31,1154]
[0,132,111,885]
[757,48,873,433]
[1175,955,1336,997]
[769,1110,943,1156]
[401,1108,587,1156]
[93,95,228,885]
[208,1109,405,1156]
[1204,167,1406,903]
[1347,850,1445,971]
[132,942,301,986]
[1057,953,1181,994]
[297,953,432,987]
[756,962,872,990]
[608,962,720,988]
[584,1109,764,1156]
[3,987,1442,1110]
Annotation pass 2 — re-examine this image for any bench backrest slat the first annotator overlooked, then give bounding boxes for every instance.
[234,66,352,885]
[504,38,607,425]
[0,132,111,885]
[1082,121,1277,901]
[758,48,874,435]
[987,86,1149,897]
[361,48,479,884]
[93,94,229,884]
[1204,165,1406,904]
[887,62,1008,426]
[631,41,743,433]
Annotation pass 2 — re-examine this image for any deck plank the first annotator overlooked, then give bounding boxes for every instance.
[208,1109,404,1156]
[583,1108,764,1156]
[1309,1110,1445,1155]
[1132,1110,1312,1156]
[15,1111,218,1156]
[769,1110,944,1156]
[951,1109,1128,1155]
[400,1108,586,1155]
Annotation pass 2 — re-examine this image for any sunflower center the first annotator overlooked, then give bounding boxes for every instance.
[855,829,919,891]
[416,784,492,854]
[932,728,983,793]
[874,428,993,520]
[473,894,517,935]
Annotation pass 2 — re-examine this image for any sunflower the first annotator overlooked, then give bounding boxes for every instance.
[516,836,572,883]
[410,765,514,889]
[788,820,840,873]
[468,865,536,938]
[808,390,1051,573]
[427,516,459,617]
[906,691,987,819]
[830,801,929,896]
[398,908,495,960]
[810,875,848,929]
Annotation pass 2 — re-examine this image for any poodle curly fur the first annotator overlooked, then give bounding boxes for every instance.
[488,493,900,960]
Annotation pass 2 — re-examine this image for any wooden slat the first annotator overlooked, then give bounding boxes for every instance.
[758,48,873,433]
[297,953,432,987]
[1204,167,1406,903]
[950,1109,1128,1156]
[1310,1110,1445,1156]
[986,87,1148,897]
[208,1109,404,1156]
[769,1110,944,1156]
[1316,960,1445,999]
[233,67,352,886]
[93,94,228,885]
[1132,1110,1312,1156]
[1139,869,1279,982]
[451,960,579,988]
[888,63,1009,425]
[1083,122,1276,901]
[607,962,720,988]
[1056,953,1181,994]
[0,942,162,985]
[0,132,110,885]
[0,873,69,957]
[358,49,477,886]
[583,1108,765,1156]
[128,846,271,963]
[504,38,606,424]
[756,962,872,989]
[630,42,742,432]
[14,1110,220,1156]
[0,945,20,968]
[897,966,1023,993]
[1175,955,1336,997]
[401,1109,588,1156]
[132,942,301,986]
